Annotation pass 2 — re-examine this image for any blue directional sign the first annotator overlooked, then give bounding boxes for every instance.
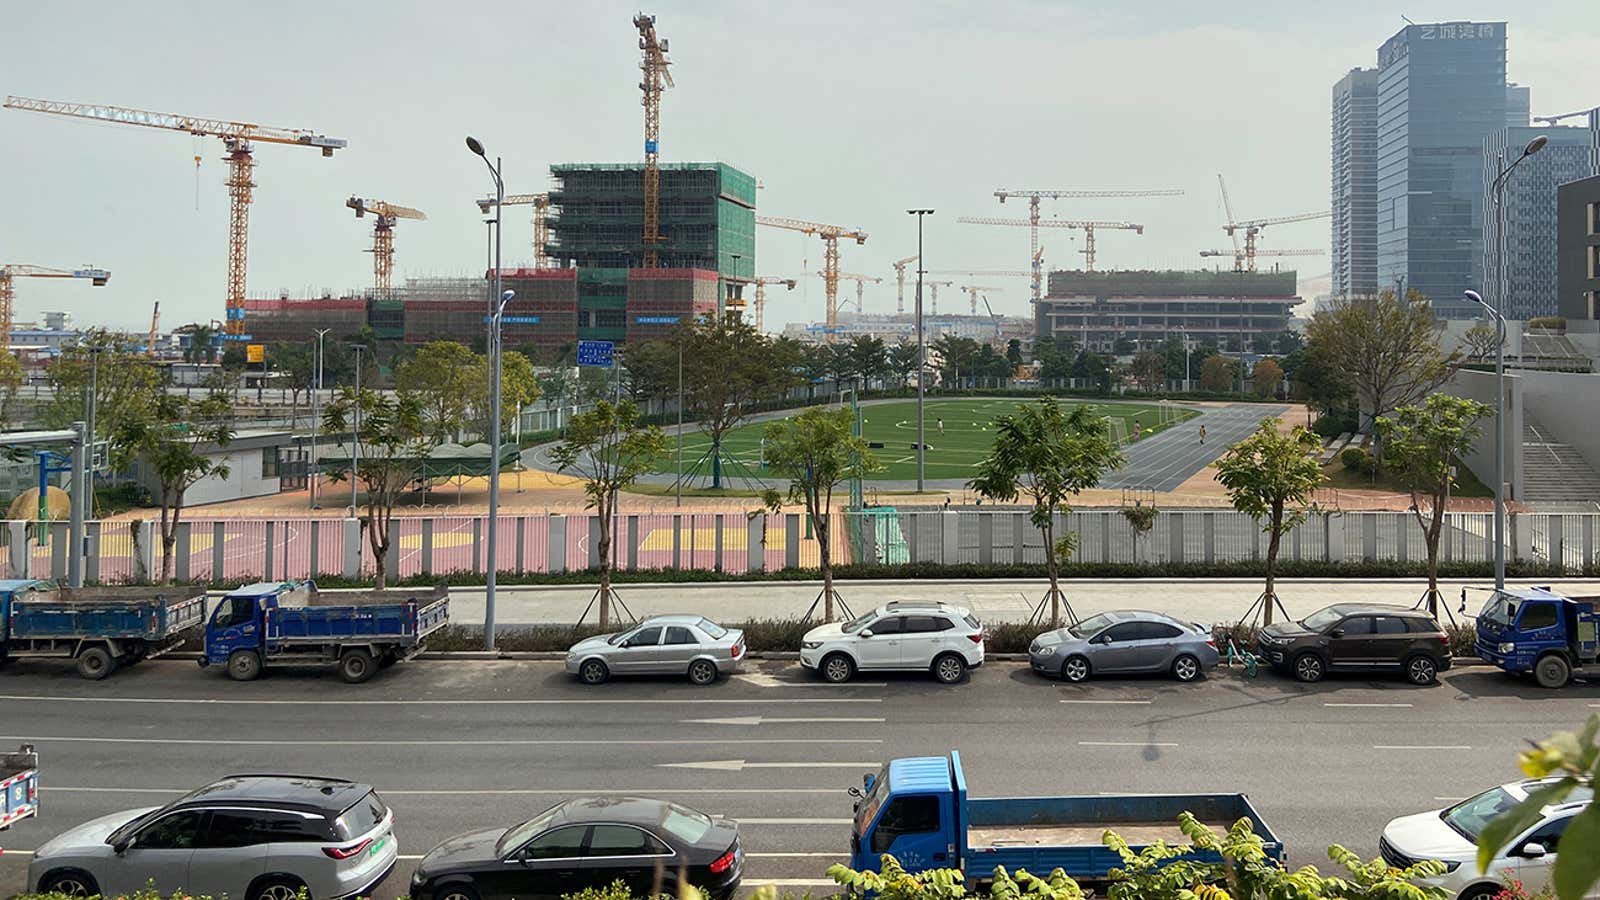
[577,339,615,368]
[634,316,681,325]
[221,333,255,342]
[485,315,541,324]
[225,307,247,320]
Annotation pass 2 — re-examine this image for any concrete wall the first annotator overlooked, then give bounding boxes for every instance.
[1441,368,1523,500]
[135,445,282,507]
[1515,369,1600,472]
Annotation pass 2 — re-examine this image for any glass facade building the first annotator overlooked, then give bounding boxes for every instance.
[1332,68,1379,299]
[1482,126,1597,319]
[1375,22,1507,319]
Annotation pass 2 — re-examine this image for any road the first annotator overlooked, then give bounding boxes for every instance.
[1,657,1596,897]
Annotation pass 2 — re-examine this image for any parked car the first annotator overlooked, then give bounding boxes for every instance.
[1029,610,1219,682]
[1256,602,1451,684]
[566,616,746,685]
[1379,779,1596,900]
[800,601,984,684]
[29,775,396,900]
[411,797,742,900]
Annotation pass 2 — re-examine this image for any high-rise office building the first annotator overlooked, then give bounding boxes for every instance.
[1483,126,1598,319]
[1375,21,1507,319]
[1332,68,1379,298]
[1506,83,1530,127]
[1556,174,1600,322]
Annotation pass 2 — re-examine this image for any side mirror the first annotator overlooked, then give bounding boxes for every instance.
[112,837,132,854]
[1520,842,1547,859]
[863,773,873,789]
[859,629,875,639]
[1330,628,1345,638]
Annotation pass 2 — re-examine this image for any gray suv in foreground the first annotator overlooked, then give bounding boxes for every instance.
[29,775,397,900]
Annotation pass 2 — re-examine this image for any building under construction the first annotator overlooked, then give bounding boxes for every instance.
[1035,269,1300,351]
[241,295,367,345]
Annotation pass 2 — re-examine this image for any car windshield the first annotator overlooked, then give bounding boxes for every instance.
[106,809,158,846]
[842,612,877,634]
[1442,787,1522,840]
[497,806,562,857]
[697,619,727,639]
[658,803,715,844]
[1069,613,1118,638]
[1301,607,1346,632]
[605,632,626,646]
[1479,594,1517,626]
[854,764,891,837]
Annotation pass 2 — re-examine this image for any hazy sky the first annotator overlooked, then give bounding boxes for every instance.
[2,1,1595,332]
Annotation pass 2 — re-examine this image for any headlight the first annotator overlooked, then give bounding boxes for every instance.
[1499,642,1515,654]
[1033,645,1056,656]
[802,641,822,650]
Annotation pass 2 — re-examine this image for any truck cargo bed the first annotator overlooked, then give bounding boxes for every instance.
[7,586,206,641]
[969,820,1233,848]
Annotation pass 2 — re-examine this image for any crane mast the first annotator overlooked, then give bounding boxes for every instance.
[993,188,1181,301]
[756,216,868,341]
[891,255,919,315]
[478,193,554,269]
[750,276,796,332]
[348,197,427,298]
[634,13,673,268]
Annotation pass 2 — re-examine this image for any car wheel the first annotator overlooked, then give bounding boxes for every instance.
[1171,653,1202,683]
[1535,654,1572,689]
[252,877,307,900]
[76,646,116,681]
[687,659,719,686]
[1293,652,1325,683]
[435,886,481,900]
[932,653,968,684]
[1458,884,1501,900]
[41,870,98,897]
[820,653,855,684]
[338,648,377,684]
[1405,654,1439,686]
[1060,655,1091,683]
[227,649,263,681]
[579,659,610,685]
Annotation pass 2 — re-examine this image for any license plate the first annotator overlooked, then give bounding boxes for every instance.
[369,836,388,857]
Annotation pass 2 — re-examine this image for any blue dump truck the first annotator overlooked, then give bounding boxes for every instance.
[1475,585,1600,688]
[201,580,449,683]
[849,752,1284,887]
[0,745,38,833]
[0,580,207,679]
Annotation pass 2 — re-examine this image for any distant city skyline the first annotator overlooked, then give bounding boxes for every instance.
[1,1,1595,332]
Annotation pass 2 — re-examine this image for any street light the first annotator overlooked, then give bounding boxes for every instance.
[349,343,364,514]
[1465,288,1507,590]
[468,134,506,652]
[311,328,331,509]
[907,208,934,492]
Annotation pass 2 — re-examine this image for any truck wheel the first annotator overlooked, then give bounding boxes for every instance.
[76,646,117,680]
[1293,652,1325,683]
[1535,654,1572,689]
[1405,654,1439,685]
[227,649,263,681]
[932,653,968,684]
[820,653,855,684]
[338,648,377,684]
[687,659,719,686]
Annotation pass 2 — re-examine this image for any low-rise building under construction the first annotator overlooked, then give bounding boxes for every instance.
[1035,269,1299,351]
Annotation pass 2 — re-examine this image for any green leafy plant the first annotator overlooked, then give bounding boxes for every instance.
[1215,420,1325,625]
[1339,447,1372,471]
[1477,715,1600,900]
[830,855,969,900]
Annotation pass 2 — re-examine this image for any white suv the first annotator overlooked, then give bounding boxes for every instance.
[1379,779,1597,900]
[799,601,984,684]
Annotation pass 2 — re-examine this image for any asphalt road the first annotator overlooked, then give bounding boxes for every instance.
[1,657,1595,899]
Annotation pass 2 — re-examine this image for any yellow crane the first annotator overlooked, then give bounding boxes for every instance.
[818,271,882,314]
[751,276,797,332]
[477,193,554,268]
[0,264,110,352]
[992,188,1182,301]
[891,255,919,315]
[960,284,1003,315]
[4,95,344,338]
[958,217,1143,271]
[756,216,868,341]
[1215,174,1331,271]
[1200,248,1324,271]
[634,12,673,268]
[346,197,426,298]
[147,300,160,357]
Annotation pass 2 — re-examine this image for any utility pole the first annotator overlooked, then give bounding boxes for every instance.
[311,328,330,509]
[907,209,934,492]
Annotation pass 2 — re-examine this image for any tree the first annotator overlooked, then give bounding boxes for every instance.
[1376,395,1492,613]
[109,385,235,583]
[1251,358,1284,399]
[0,349,23,426]
[321,387,430,588]
[1112,337,1136,356]
[932,335,980,388]
[269,342,316,413]
[549,400,666,626]
[183,324,219,364]
[44,332,162,443]
[760,407,878,621]
[1129,351,1167,393]
[618,338,676,410]
[1283,344,1354,415]
[1072,351,1112,394]
[1479,715,1600,900]
[890,341,921,389]
[826,342,859,386]
[1006,339,1024,366]
[1199,355,1238,393]
[1461,323,1502,362]
[848,335,890,387]
[969,399,1125,626]
[1304,290,1462,433]
[394,341,479,442]
[678,314,799,488]
[1214,419,1325,625]
[475,350,542,436]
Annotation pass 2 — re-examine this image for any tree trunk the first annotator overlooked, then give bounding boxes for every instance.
[817,502,833,621]
[368,508,388,590]
[1043,517,1062,628]
[597,496,614,628]
[1425,499,1445,614]
[1263,502,1283,626]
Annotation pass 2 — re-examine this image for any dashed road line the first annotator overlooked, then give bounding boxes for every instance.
[1060,699,1154,705]
[1324,702,1414,708]
[1374,745,1471,751]
[1078,740,1180,748]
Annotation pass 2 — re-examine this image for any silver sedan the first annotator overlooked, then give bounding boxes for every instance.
[1029,609,1219,683]
[566,615,746,686]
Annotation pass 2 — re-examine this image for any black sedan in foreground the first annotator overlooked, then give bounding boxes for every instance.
[411,797,743,900]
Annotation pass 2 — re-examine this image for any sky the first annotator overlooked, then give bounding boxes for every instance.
[2,0,1596,333]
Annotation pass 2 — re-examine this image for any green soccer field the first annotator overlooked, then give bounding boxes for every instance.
[664,397,1197,483]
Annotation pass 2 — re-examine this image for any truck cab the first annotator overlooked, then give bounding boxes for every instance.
[851,756,962,873]
[1476,586,1599,688]
[203,581,302,668]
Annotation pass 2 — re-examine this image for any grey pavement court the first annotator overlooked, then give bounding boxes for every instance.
[1102,403,1290,492]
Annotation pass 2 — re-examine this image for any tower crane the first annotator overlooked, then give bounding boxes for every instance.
[750,276,796,332]
[148,300,160,357]
[634,12,672,268]
[957,217,1144,271]
[1215,174,1330,271]
[477,193,553,269]
[4,96,344,338]
[993,188,1182,302]
[924,280,954,316]
[756,216,868,341]
[347,197,426,298]
[960,284,1003,315]
[0,264,110,352]
[1200,248,1324,271]
[1533,109,1596,126]
[817,271,882,314]
[891,255,919,315]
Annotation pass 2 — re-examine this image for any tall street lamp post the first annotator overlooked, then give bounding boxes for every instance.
[311,328,331,509]
[907,209,934,492]
[349,343,364,514]
[468,135,506,652]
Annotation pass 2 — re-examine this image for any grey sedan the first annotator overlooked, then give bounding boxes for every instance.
[1029,610,1219,683]
[566,615,746,686]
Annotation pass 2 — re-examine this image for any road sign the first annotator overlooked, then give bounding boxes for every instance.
[634,316,680,325]
[484,315,541,324]
[577,340,615,368]
[220,334,254,342]
[246,344,264,364]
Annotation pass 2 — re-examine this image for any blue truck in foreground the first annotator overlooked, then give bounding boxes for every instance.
[0,745,38,833]
[0,580,207,679]
[201,580,450,683]
[1475,586,1600,688]
[850,752,1284,887]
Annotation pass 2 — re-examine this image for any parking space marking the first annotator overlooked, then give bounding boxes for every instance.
[1060,699,1154,705]
[1324,702,1414,708]
[0,694,882,706]
[1078,741,1179,748]
[1373,745,1471,751]
[1,735,880,747]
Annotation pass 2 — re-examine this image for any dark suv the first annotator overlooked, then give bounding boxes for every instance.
[1256,603,1451,684]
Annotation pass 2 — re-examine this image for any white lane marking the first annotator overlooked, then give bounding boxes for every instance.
[1,735,879,747]
[735,818,852,825]
[0,694,881,706]
[1324,702,1414,708]
[659,760,877,771]
[684,716,886,725]
[42,787,847,796]
[1078,741,1179,748]
[747,880,841,888]
[1059,699,1154,705]
[735,674,888,689]
[1373,745,1472,751]
[748,852,846,858]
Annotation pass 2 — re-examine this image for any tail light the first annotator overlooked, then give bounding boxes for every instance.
[1205,639,1217,650]
[322,838,372,859]
[710,848,736,874]
[26,781,36,804]
[732,642,743,658]
[967,632,984,644]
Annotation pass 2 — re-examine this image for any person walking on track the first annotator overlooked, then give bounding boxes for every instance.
[1199,424,1207,445]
